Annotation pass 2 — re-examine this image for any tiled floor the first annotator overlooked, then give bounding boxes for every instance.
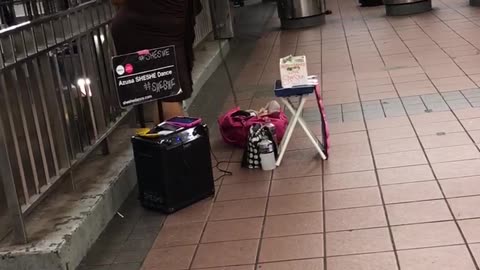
[80,0,480,269]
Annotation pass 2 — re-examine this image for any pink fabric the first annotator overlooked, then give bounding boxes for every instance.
[218,108,289,148]
[314,85,330,156]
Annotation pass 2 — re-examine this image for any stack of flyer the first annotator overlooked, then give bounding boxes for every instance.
[276,54,318,97]
[279,55,309,88]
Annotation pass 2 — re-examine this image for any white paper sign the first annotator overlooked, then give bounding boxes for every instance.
[279,55,308,88]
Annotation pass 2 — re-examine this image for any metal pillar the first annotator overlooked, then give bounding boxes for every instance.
[209,0,234,39]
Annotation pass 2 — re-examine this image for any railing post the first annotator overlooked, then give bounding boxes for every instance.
[101,137,110,155]
[0,114,27,244]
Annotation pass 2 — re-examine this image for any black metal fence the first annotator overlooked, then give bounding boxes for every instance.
[0,0,90,27]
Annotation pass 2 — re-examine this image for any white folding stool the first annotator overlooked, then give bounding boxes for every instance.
[276,93,328,167]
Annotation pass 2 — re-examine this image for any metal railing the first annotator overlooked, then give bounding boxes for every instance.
[194,0,214,47]
[0,0,123,244]
[0,0,214,244]
[0,0,91,27]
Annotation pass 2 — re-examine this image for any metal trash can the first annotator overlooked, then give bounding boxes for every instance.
[471,0,480,6]
[277,0,326,29]
[384,0,432,16]
[359,0,384,6]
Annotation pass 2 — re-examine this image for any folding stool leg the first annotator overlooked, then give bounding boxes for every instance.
[276,97,307,166]
[283,99,327,160]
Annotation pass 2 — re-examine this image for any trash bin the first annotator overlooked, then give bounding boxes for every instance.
[359,0,384,6]
[277,0,326,29]
[471,0,480,6]
[384,0,432,16]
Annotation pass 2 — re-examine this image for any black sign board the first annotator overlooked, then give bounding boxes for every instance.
[112,45,182,108]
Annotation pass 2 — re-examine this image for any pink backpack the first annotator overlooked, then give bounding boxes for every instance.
[218,107,289,148]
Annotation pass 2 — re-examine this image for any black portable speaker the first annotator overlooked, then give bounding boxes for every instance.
[131,124,215,214]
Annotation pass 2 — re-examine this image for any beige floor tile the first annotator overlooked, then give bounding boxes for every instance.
[263,211,323,237]
[273,160,323,180]
[366,116,411,130]
[413,121,464,136]
[192,240,259,268]
[164,199,213,226]
[143,245,196,270]
[371,137,421,154]
[378,165,435,185]
[392,221,464,250]
[459,219,480,244]
[470,130,480,144]
[259,234,324,262]
[454,108,480,120]
[267,192,323,216]
[194,266,254,270]
[201,218,263,243]
[426,145,480,163]
[391,73,429,84]
[287,136,327,151]
[358,84,395,95]
[394,80,436,95]
[411,111,457,125]
[327,121,365,134]
[423,64,465,79]
[449,196,480,219]
[222,163,272,184]
[461,118,480,132]
[440,176,480,198]
[327,143,372,159]
[433,159,480,179]
[387,200,452,225]
[369,126,417,142]
[326,206,387,232]
[361,91,399,101]
[217,182,270,201]
[432,76,477,92]
[325,187,382,210]
[210,198,267,221]
[356,70,390,80]
[257,258,324,270]
[470,243,480,264]
[324,155,374,174]
[382,181,443,204]
[329,131,369,146]
[270,176,322,196]
[326,228,393,256]
[153,222,204,248]
[323,171,377,191]
[375,150,428,169]
[398,245,476,270]
[327,252,398,270]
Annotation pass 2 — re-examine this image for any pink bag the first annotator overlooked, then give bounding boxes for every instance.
[218,107,289,148]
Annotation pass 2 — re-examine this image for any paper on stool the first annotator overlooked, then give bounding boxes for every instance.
[279,55,308,88]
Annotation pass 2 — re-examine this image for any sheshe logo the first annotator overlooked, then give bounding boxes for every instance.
[116,65,125,75]
[125,64,134,74]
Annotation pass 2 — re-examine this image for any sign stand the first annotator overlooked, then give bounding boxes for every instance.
[137,105,146,128]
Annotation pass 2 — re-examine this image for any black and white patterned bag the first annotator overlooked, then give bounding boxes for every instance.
[242,124,278,169]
